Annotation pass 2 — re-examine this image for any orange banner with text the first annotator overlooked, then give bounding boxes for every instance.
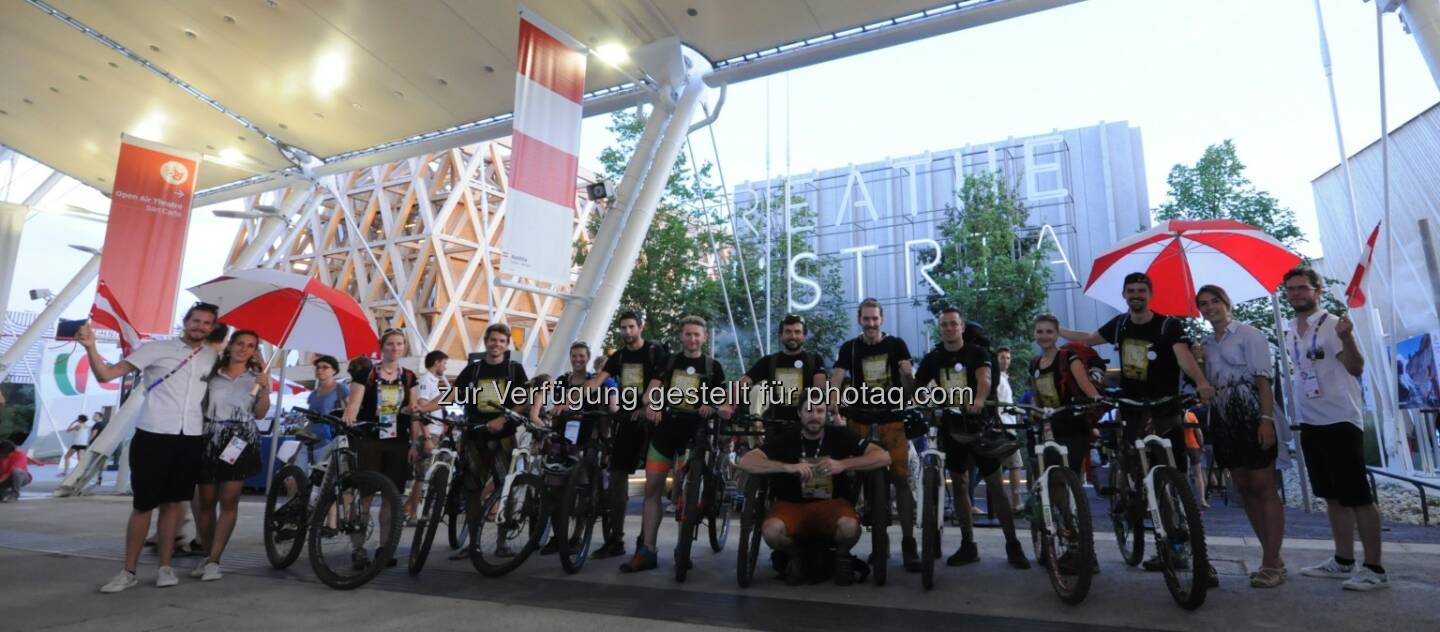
[97,135,200,336]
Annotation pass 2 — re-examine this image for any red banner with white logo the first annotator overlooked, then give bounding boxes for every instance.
[98,136,200,336]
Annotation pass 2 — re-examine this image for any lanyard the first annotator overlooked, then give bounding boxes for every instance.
[146,344,204,393]
[1290,314,1328,365]
[801,433,823,460]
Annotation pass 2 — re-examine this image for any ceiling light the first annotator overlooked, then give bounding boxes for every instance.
[596,43,629,67]
[218,148,245,163]
[312,51,348,97]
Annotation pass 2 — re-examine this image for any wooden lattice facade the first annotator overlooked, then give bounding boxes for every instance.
[224,141,598,363]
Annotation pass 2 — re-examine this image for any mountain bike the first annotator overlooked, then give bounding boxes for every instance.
[1001,401,1099,605]
[672,410,759,583]
[407,412,481,575]
[466,407,559,577]
[734,415,796,588]
[1098,394,1208,610]
[838,406,913,588]
[547,409,613,573]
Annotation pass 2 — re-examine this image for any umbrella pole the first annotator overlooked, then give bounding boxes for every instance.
[265,349,287,496]
[1272,294,1313,512]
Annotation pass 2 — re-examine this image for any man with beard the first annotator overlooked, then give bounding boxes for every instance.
[79,303,220,593]
[1061,272,1216,583]
[448,323,528,559]
[830,298,921,572]
[587,311,668,560]
[1281,267,1387,591]
[736,314,829,435]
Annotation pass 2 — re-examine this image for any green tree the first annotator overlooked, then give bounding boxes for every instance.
[926,173,1053,379]
[575,110,722,350]
[1156,140,1344,341]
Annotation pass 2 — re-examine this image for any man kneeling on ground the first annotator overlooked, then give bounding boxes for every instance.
[737,390,891,585]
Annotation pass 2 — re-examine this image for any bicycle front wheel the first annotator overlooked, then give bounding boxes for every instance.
[869,470,890,587]
[736,476,766,588]
[446,479,470,550]
[1153,466,1208,610]
[307,470,402,590]
[263,464,309,569]
[470,473,547,577]
[556,460,599,574]
[920,464,939,590]
[407,466,449,575]
[1042,466,1094,605]
[675,458,705,583]
[707,460,734,553]
[1108,459,1145,566]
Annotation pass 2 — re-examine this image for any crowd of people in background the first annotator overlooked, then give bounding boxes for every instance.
[28,264,1383,595]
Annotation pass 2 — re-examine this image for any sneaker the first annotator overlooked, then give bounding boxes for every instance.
[591,540,625,560]
[189,563,207,578]
[1141,554,1166,572]
[1301,557,1354,579]
[902,536,921,572]
[1342,566,1390,592]
[834,552,855,587]
[1207,564,1220,588]
[200,562,222,582]
[1250,567,1286,588]
[947,540,979,566]
[100,570,138,593]
[155,566,178,588]
[448,547,471,561]
[1006,540,1031,570]
[619,547,658,573]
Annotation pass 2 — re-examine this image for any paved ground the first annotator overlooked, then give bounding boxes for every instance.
[3,464,1438,631]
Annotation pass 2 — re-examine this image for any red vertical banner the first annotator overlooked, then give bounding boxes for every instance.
[98,135,200,336]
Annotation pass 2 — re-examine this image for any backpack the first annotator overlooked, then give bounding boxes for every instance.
[1052,342,1108,428]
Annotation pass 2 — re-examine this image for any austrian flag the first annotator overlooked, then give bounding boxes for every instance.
[500,11,586,286]
[90,280,143,355]
[1344,221,1381,308]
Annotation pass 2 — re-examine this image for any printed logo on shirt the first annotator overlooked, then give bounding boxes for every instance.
[1121,338,1151,382]
[861,354,891,388]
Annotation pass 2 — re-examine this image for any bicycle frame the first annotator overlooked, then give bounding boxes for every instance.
[918,423,946,537]
[1135,433,1180,542]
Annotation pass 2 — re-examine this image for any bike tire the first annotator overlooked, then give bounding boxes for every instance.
[556,460,599,574]
[707,461,733,553]
[920,465,939,590]
[263,464,309,570]
[446,478,470,551]
[1108,460,1145,566]
[736,476,765,588]
[675,457,705,583]
[869,470,890,587]
[470,473,548,577]
[1043,466,1095,605]
[407,467,449,575]
[1153,466,1208,610]
[307,470,402,590]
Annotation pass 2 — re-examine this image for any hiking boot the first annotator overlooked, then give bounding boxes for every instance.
[947,540,979,566]
[902,536,921,572]
[619,547,657,573]
[1006,540,1031,569]
[591,540,625,560]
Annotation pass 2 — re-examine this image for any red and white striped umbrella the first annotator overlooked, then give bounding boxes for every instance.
[1084,219,1302,317]
[187,269,378,359]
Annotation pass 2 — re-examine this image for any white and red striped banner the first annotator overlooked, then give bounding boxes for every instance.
[1344,221,1381,308]
[501,11,586,286]
[90,280,143,355]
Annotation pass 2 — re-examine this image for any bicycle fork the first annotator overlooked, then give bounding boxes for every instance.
[1135,435,1178,542]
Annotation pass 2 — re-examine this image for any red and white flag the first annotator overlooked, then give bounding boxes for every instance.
[500,10,586,286]
[90,280,143,355]
[1344,221,1381,308]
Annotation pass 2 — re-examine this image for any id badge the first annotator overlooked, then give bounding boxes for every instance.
[220,437,248,465]
[801,457,833,500]
[564,420,582,444]
[1299,368,1323,399]
[379,413,398,439]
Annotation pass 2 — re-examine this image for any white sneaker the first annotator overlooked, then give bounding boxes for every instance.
[189,563,207,578]
[156,566,178,588]
[1342,566,1390,592]
[100,570,138,593]
[1300,557,1353,579]
[200,562,222,582]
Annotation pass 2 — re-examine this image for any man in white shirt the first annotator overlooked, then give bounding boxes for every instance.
[1282,267,1387,592]
[995,348,1025,508]
[407,350,450,521]
[77,303,220,593]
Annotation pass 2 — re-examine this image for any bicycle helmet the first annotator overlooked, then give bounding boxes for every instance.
[542,453,578,477]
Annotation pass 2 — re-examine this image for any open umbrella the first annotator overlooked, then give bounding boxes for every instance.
[1084,219,1302,317]
[188,268,379,493]
[187,268,378,359]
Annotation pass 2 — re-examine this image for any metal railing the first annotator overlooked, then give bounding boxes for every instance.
[1365,466,1440,526]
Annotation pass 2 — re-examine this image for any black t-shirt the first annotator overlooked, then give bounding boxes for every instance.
[743,350,827,421]
[760,426,868,504]
[1029,349,1089,437]
[602,341,668,414]
[552,371,604,413]
[658,353,725,414]
[914,343,991,408]
[1099,313,1189,414]
[455,358,528,435]
[357,366,417,443]
[833,335,911,392]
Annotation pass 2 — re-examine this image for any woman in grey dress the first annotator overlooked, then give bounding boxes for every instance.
[193,330,271,581]
[1196,285,1285,588]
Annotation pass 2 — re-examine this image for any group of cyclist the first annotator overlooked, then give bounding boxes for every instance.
[82,262,1388,600]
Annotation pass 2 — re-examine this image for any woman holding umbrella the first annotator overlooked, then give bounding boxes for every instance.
[193,330,271,582]
[341,329,421,566]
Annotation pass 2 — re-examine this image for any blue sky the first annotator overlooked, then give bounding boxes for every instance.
[5,0,1437,326]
